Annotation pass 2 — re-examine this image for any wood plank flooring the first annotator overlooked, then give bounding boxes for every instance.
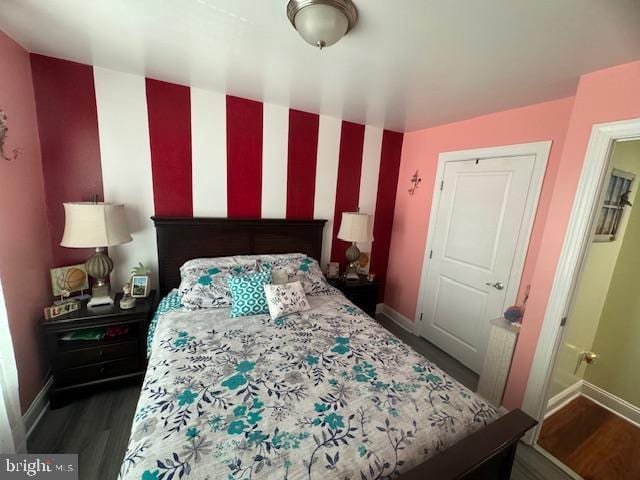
[28,313,570,479]
[539,395,640,480]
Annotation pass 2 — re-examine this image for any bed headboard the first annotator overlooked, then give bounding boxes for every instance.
[151,217,327,296]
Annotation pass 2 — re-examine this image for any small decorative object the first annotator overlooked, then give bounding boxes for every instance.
[0,108,21,161]
[130,262,152,292]
[327,262,340,279]
[119,282,136,309]
[357,251,370,274]
[60,201,132,307]
[409,170,422,195]
[337,211,373,280]
[503,305,524,326]
[44,300,80,320]
[130,275,150,298]
[367,272,376,282]
[50,264,89,299]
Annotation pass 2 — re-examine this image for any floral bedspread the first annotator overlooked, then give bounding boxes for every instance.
[120,293,497,480]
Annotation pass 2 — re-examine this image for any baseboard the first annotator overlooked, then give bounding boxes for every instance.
[582,381,640,428]
[545,380,583,419]
[23,376,52,438]
[380,304,415,334]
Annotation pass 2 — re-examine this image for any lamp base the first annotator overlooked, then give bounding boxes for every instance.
[345,242,360,280]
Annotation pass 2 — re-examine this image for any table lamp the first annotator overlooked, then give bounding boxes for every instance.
[61,202,132,307]
[337,211,372,280]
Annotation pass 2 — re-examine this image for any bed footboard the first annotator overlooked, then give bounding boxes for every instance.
[400,409,536,480]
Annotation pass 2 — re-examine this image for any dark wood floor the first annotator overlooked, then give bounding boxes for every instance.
[539,395,640,479]
[28,313,569,480]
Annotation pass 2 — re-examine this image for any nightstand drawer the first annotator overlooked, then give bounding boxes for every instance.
[55,339,139,369]
[56,356,140,386]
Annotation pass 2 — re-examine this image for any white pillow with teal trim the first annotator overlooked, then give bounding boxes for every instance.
[228,271,272,318]
[264,281,310,320]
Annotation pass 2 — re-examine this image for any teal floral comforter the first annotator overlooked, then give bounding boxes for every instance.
[120,292,497,480]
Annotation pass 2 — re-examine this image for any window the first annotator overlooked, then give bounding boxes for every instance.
[594,169,634,242]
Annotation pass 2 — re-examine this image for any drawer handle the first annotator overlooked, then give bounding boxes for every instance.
[98,350,104,357]
[99,367,105,374]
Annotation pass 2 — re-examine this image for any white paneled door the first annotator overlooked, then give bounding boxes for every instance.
[419,154,537,373]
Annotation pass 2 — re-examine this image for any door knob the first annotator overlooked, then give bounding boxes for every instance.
[486,281,504,290]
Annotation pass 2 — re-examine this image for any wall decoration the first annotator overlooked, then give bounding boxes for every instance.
[357,251,370,274]
[408,170,422,195]
[50,264,89,299]
[594,168,634,242]
[0,108,21,161]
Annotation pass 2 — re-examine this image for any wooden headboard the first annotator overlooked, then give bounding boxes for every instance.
[152,217,327,296]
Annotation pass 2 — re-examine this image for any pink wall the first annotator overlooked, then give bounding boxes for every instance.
[385,97,575,320]
[502,60,640,408]
[0,31,52,411]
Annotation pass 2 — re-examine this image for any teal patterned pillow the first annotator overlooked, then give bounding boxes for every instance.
[228,271,272,318]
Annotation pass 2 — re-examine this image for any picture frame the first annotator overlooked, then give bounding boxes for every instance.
[327,262,340,278]
[50,264,89,298]
[130,275,150,298]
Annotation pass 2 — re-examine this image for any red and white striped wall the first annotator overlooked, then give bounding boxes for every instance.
[31,55,403,299]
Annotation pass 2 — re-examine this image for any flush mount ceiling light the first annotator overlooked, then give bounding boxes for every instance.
[287,0,358,50]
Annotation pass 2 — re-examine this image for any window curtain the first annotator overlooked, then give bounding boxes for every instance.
[0,276,25,453]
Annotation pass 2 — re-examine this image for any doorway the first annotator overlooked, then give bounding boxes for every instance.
[415,142,550,373]
[538,138,640,479]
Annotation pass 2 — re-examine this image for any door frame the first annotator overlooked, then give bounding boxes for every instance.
[415,141,552,348]
[522,118,640,445]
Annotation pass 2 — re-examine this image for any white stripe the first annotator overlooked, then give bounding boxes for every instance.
[314,115,342,268]
[191,88,227,216]
[94,67,158,290]
[357,125,383,259]
[262,103,289,218]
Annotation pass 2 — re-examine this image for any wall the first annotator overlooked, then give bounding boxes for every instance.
[385,97,575,320]
[503,60,640,409]
[549,141,640,398]
[585,141,640,407]
[32,57,403,294]
[0,32,52,412]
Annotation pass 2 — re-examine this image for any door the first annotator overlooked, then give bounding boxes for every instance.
[419,155,536,372]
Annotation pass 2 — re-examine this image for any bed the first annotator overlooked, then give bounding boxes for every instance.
[119,217,536,480]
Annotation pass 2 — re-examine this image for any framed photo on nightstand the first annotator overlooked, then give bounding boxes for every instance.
[130,275,150,298]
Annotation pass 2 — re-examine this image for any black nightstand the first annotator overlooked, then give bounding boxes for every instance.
[327,275,379,317]
[41,291,156,408]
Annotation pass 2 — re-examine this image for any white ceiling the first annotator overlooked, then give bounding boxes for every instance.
[1,0,640,132]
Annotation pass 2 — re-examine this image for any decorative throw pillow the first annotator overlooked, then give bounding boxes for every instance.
[228,271,272,318]
[264,281,310,320]
[178,256,259,309]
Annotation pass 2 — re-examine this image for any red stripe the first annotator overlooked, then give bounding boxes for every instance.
[30,54,103,267]
[371,130,404,301]
[146,79,192,217]
[226,95,263,218]
[330,121,366,270]
[286,109,319,219]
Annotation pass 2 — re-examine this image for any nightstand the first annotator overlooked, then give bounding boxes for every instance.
[41,291,156,408]
[327,275,379,317]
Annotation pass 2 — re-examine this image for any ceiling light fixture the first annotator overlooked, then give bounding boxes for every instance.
[287,0,358,50]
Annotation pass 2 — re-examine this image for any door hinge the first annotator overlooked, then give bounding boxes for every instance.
[420,312,424,321]
[440,180,444,191]
[429,250,433,259]
[560,316,567,327]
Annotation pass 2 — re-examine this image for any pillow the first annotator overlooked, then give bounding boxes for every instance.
[256,254,339,297]
[228,271,272,318]
[178,256,259,309]
[264,281,310,320]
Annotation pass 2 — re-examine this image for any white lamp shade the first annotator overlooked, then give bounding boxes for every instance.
[61,202,132,248]
[294,4,349,48]
[337,212,372,243]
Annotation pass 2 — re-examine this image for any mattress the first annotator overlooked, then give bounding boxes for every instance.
[119,291,497,479]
